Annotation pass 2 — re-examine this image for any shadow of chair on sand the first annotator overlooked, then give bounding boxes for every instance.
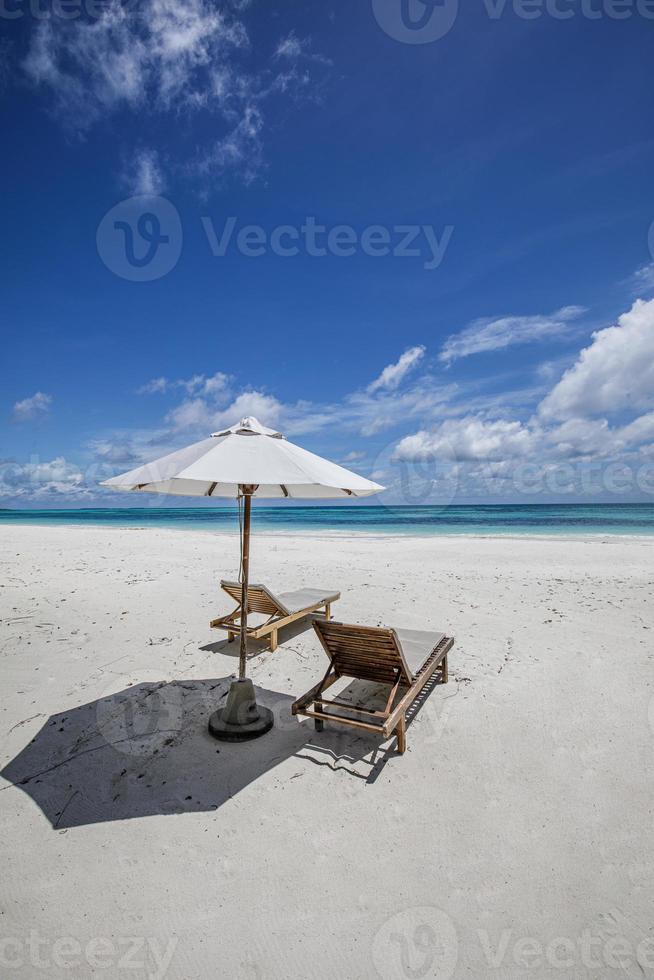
[197,612,328,662]
[2,635,445,829]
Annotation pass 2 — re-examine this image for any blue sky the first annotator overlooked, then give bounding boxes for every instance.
[2,0,654,505]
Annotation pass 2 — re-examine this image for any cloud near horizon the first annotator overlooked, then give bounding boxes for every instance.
[0,456,86,500]
[95,298,654,498]
[392,297,654,498]
[5,298,654,503]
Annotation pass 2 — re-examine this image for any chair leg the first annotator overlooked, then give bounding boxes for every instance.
[227,631,235,643]
[324,602,331,621]
[441,653,449,684]
[396,715,407,754]
[269,629,278,652]
[314,707,324,733]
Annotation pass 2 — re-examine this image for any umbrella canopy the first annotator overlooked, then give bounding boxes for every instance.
[102,416,384,499]
[101,416,384,742]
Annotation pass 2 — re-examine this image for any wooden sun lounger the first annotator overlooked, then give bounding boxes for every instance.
[292,620,453,754]
[210,580,340,652]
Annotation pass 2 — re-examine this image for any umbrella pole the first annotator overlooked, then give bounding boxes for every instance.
[208,484,273,741]
[239,489,251,680]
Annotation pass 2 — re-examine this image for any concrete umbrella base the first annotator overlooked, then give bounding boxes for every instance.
[208,678,274,742]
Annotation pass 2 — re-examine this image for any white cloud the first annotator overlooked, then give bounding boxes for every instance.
[11,391,52,423]
[301,377,457,439]
[135,347,450,444]
[211,391,284,430]
[546,412,654,459]
[166,389,283,433]
[367,346,426,394]
[159,362,457,442]
[274,31,332,66]
[388,296,654,499]
[540,298,654,420]
[22,0,331,191]
[0,457,87,500]
[628,261,654,296]
[23,0,247,128]
[202,372,230,396]
[545,417,616,458]
[165,398,215,431]
[89,440,142,467]
[125,148,165,196]
[39,308,654,504]
[143,371,233,431]
[395,417,540,463]
[395,407,654,475]
[274,32,306,60]
[137,377,169,395]
[536,353,578,382]
[188,105,264,186]
[439,306,586,364]
[619,411,654,447]
[137,372,230,397]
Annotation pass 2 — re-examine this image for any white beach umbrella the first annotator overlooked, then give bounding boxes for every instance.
[102,416,384,739]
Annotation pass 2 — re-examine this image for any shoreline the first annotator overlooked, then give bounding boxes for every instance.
[2,519,654,542]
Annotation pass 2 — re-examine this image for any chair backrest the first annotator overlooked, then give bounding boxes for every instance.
[313,620,412,685]
[220,580,284,616]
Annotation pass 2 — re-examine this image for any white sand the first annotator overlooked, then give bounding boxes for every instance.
[1,524,653,979]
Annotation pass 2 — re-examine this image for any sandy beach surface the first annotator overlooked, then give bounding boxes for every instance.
[1,523,653,979]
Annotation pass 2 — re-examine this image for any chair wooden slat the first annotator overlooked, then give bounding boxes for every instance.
[220,581,280,615]
[210,581,339,652]
[292,620,453,756]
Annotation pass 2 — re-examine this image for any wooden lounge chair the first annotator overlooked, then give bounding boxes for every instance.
[210,580,340,652]
[292,620,453,754]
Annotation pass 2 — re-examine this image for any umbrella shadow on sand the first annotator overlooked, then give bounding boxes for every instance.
[1,668,428,829]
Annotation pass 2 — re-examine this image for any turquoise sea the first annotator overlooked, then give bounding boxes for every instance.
[1,504,654,536]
